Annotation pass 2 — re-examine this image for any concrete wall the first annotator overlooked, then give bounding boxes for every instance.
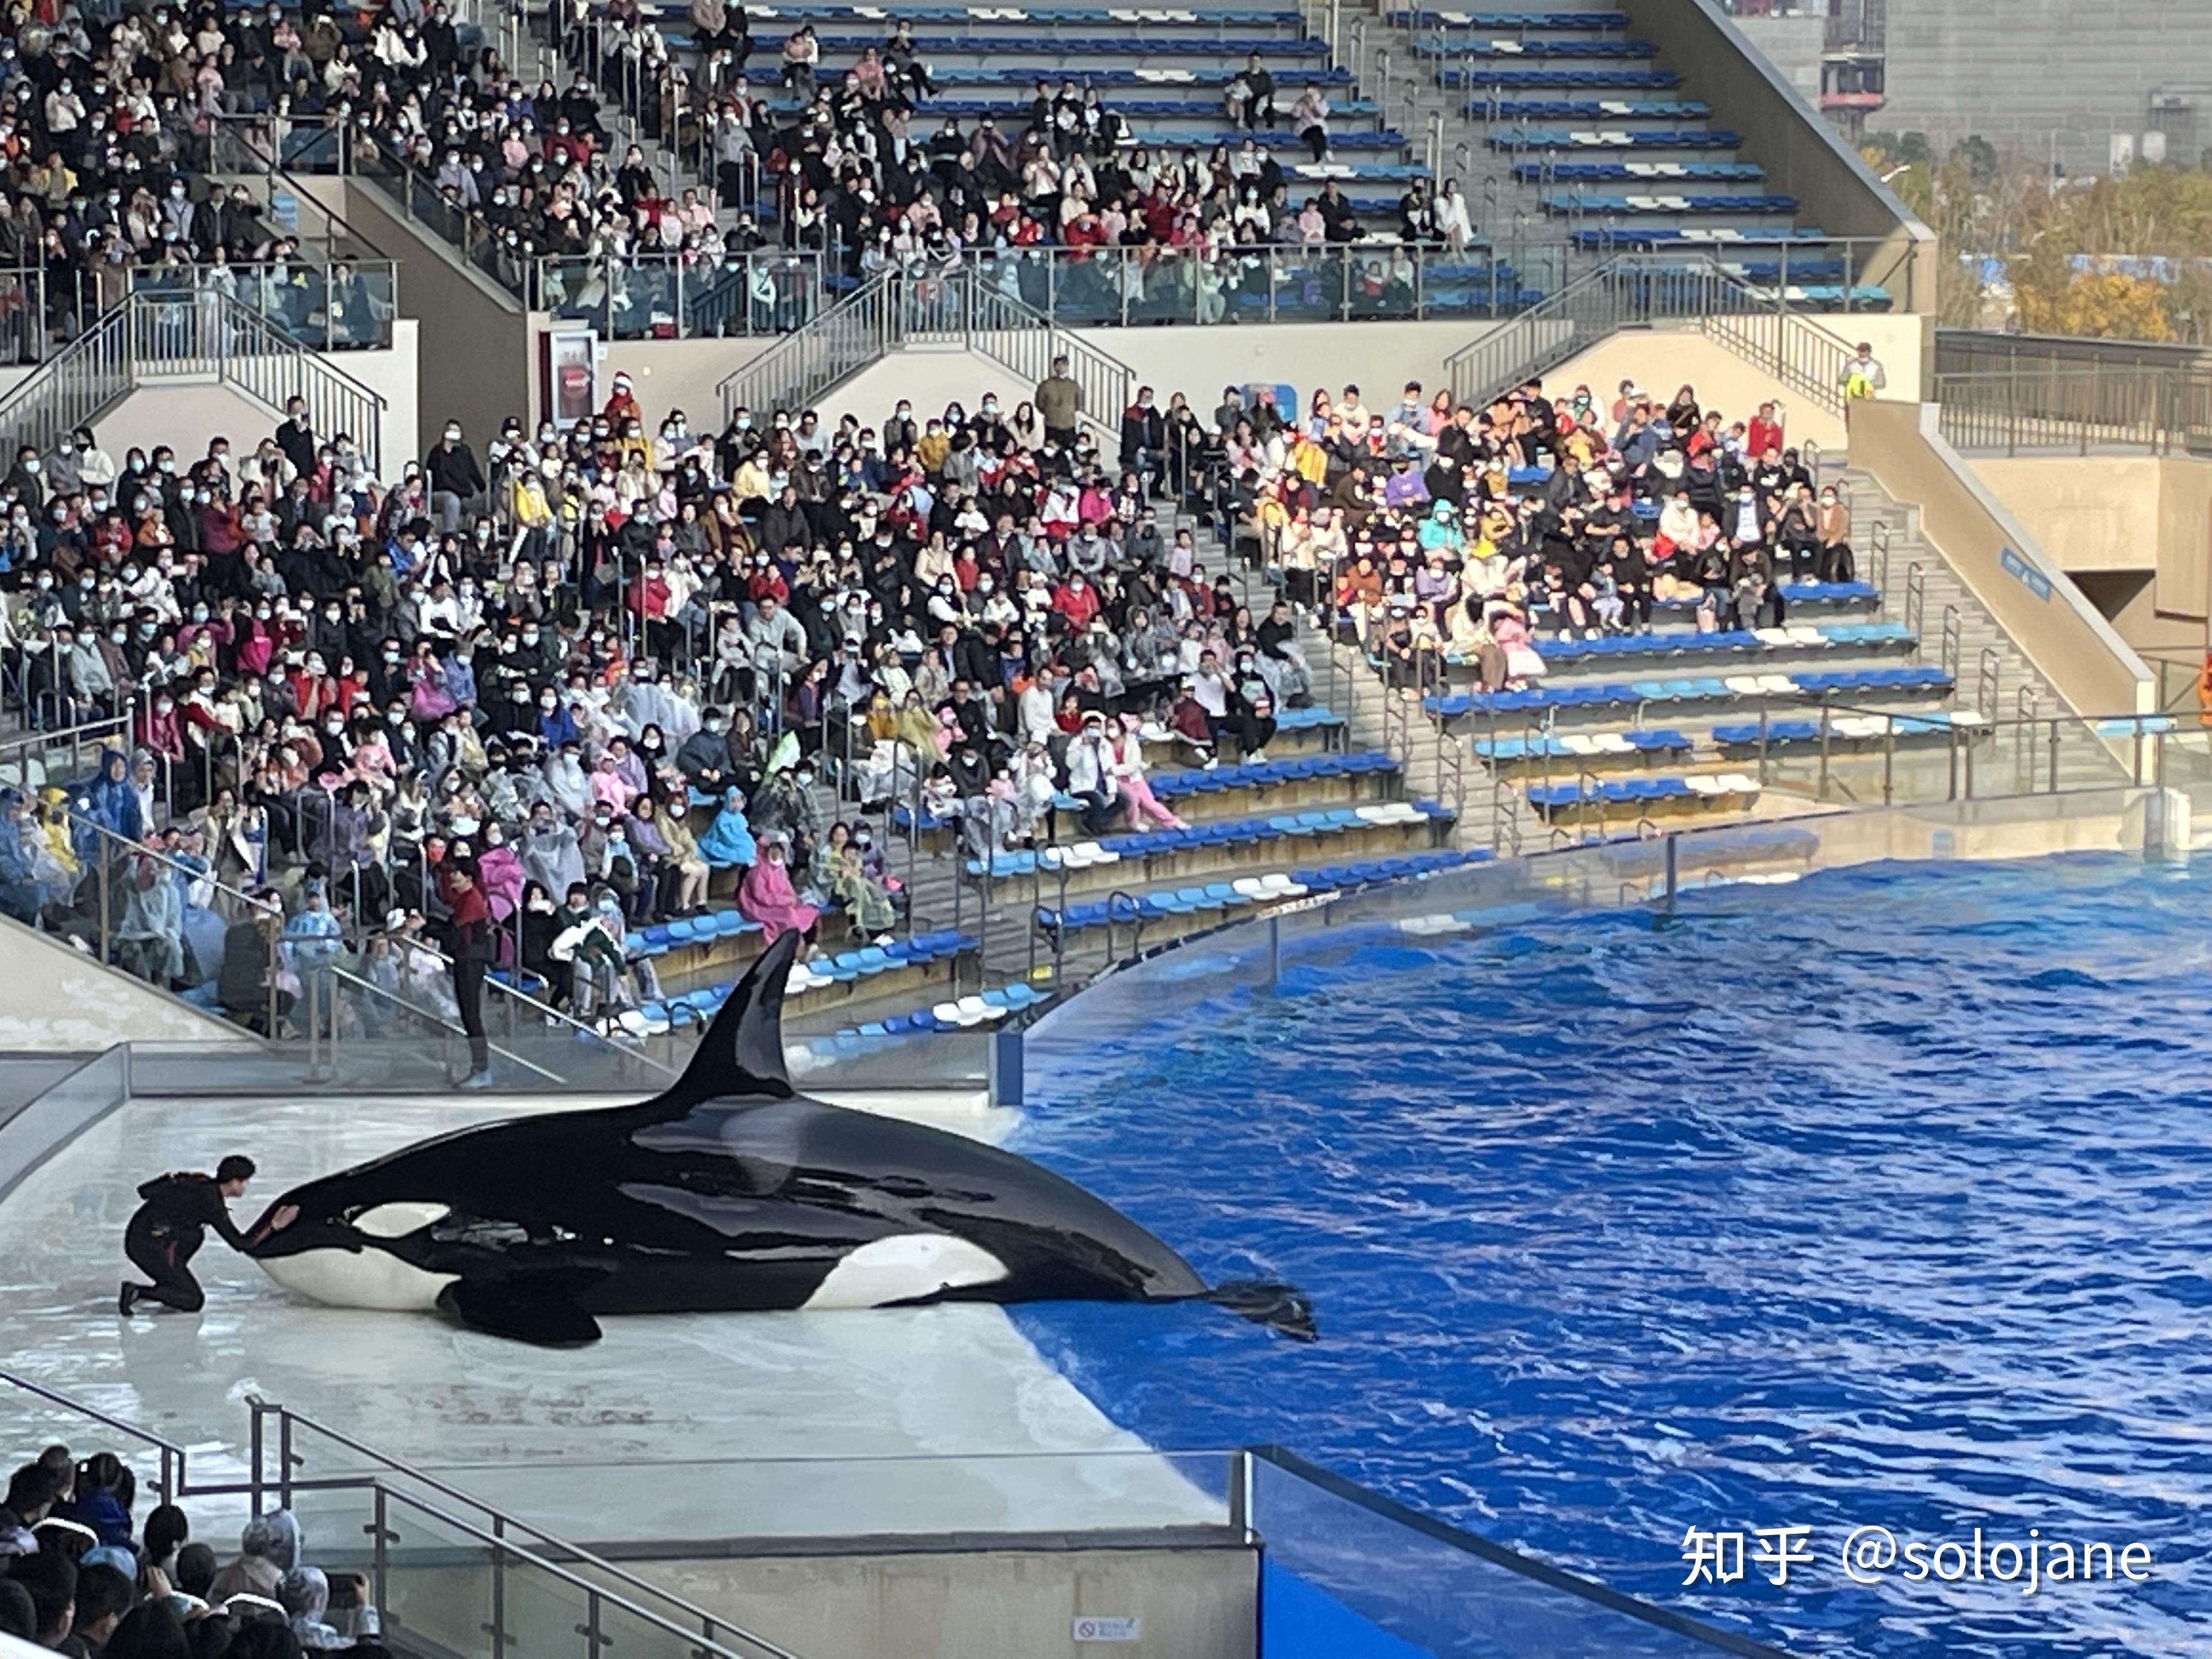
[1849,399,2157,715]
[1615,0,1938,310]
[1970,454,2212,656]
[0,917,255,1052]
[296,177,531,457]
[633,1545,1255,1659]
[1732,14,1827,106]
[64,326,419,480]
[543,325,778,430]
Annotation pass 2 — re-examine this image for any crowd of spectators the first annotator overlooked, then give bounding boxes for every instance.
[0,353,1321,1054]
[0,1444,385,1655]
[0,0,426,347]
[0,0,1480,360]
[1243,377,1844,692]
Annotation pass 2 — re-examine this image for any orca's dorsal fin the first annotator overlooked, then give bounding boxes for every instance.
[663,928,802,1105]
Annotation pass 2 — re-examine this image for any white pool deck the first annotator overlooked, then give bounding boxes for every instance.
[0,1083,1225,1548]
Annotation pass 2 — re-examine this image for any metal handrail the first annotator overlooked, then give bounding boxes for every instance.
[0,290,391,469]
[59,809,578,1082]
[0,1367,191,1504]
[1442,253,1866,411]
[716,270,898,424]
[0,713,131,785]
[252,1400,802,1659]
[365,1481,803,1659]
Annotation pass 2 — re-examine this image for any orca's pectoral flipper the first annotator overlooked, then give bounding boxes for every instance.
[661,928,803,1107]
[1204,1280,1319,1342]
[440,1280,604,1346]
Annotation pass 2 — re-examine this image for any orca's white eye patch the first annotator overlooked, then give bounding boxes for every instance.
[351,1202,452,1239]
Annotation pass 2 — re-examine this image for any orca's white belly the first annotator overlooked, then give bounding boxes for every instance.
[257,1246,461,1311]
[802,1234,1010,1310]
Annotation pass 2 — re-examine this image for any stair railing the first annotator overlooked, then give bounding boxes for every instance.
[0,290,389,469]
[952,266,1133,449]
[715,270,900,424]
[1442,253,1866,414]
[0,302,131,460]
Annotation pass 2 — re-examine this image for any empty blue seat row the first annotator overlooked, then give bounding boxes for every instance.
[1424,37,1656,57]
[638,932,977,1027]
[633,907,761,956]
[1150,750,1396,800]
[851,980,1054,1039]
[1651,581,1877,611]
[718,2,1307,19]
[1530,776,1712,808]
[927,64,1353,86]
[1429,676,1807,718]
[1483,98,1707,119]
[1037,848,1499,933]
[663,27,1331,52]
[1518,160,1760,182]
[878,96,1383,120]
[1540,624,1914,661]
[1711,720,1820,747]
[1438,66,1678,87]
[1387,8,1630,25]
[1790,667,1955,696]
[1548,193,1801,215]
[1475,729,1691,762]
[1509,127,1737,149]
[965,802,1452,877]
[1573,224,1832,247]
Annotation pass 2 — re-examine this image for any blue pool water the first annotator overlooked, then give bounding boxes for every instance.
[1009,854,2212,1659]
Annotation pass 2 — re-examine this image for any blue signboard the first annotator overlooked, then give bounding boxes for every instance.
[1999,546,2053,602]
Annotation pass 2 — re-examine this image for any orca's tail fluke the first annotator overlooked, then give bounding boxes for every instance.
[1204,1279,1318,1342]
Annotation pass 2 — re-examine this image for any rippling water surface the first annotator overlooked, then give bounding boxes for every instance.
[1010,854,2212,1658]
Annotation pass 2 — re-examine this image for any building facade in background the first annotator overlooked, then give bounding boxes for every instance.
[1732,1,2212,177]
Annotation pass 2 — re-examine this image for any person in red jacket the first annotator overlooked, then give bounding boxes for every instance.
[1746,400,1784,460]
[1051,573,1101,629]
[438,859,495,1088]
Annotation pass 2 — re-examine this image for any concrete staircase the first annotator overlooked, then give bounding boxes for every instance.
[1844,466,2132,793]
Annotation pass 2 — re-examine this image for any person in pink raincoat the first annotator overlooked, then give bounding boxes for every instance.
[737,834,819,943]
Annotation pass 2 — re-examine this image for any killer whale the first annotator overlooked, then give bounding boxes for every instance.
[246,932,1314,1345]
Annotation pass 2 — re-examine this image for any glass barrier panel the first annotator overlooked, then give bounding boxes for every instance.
[1249,1456,1775,1658]
[1268,248,1347,323]
[380,1498,500,1659]
[1047,251,1126,328]
[606,258,679,340]
[332,262,397,348]
[1421,249,1508,321]
[409,1449,1233,1547]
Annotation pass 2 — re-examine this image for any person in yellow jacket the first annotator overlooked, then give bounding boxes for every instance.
[510,464,556,561]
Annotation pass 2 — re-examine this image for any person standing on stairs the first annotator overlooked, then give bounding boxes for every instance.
[1816,487,1853,584]
[1036,357,1083,454]
[438,856,495,1089]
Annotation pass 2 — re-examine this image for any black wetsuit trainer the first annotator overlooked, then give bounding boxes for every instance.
[123,1173,249,1313]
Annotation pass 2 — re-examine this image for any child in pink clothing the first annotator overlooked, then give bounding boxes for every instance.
[1113,719,1187,831]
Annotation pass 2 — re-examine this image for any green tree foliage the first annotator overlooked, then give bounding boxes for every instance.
[1864,133,2212,342]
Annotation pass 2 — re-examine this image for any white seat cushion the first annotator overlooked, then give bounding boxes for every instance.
[1724,676,1765,695]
